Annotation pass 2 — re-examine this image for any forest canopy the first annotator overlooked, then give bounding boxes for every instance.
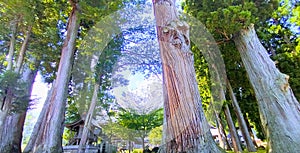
[0,0,299,153]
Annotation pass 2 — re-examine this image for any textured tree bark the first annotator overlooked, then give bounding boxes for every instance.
[152,0,222,152]
[0,62,38,153]
[223,105,243,153]
[32,2,80,152]
[0,17,19,136]
[78,83,100,153]
[234,24,300,153]
[227,79,256,152]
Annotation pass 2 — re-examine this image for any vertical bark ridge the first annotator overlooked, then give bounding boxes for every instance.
[153,0,222,152]
[31,2,80,152]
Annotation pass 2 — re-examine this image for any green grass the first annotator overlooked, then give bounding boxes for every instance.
[132,149,143,153]
[226,148,266,153]
[119,149,143,153]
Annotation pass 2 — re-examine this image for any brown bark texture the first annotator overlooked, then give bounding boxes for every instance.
[153,0,222,152]
[29,2,80,152]
[234,24,300,153]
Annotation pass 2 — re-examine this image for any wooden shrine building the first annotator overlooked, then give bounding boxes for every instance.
[63,118,116,153]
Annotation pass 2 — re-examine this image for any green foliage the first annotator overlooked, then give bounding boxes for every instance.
[102,120,138,141]
[65,96,80,124]
[117,108,163,133]
[132,149,143,153]
[257,0,300,100]
[148,126,162,145]
[96,33,124,117]
[184,0,278,37]
[0,70,31,113]
[184,0,281,140]
[291,5,300,25]
[65,0,124,124]
[62,128,76,146]
[192,44,212,110]
[33,0,69,83]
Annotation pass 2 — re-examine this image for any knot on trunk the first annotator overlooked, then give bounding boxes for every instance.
[160,20,190,51]
[276,73,290,92]
[153,0,172,6]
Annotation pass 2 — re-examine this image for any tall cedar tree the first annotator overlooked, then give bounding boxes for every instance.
[184,0,300,152]
[152,0,223,152]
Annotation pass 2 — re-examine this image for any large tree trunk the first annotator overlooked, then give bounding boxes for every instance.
[152,0,222,152]
[227,79,256,152]
[0,61,38,153]
[233,24,300,153]
[31,2,80,152]
[78,83,100,153]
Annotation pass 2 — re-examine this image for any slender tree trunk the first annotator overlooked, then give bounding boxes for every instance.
[14,26,32,73]
[31,2,80,152]
[152,0,222,152]
[234,24,300,153]
[227,79,256,152]
[6,17,18,71]
[224,105,243,153]
[128,140,132,153]
[0,61,38,153]
[215,112,225,149]
[219,119,231,150]
[142,135,145,151]
[244,115,259,148]
[0,17,19,136]
[78,83,100,153]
